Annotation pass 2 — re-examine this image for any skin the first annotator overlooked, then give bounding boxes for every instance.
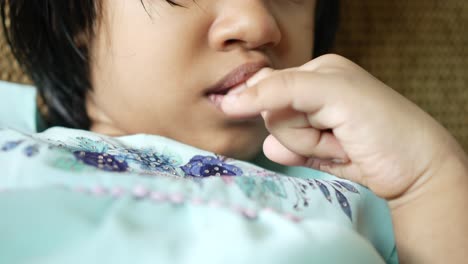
[221,55,468,263]
[87,0,316,160]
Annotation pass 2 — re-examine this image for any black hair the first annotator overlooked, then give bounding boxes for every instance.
[1,0,339,130]
[314,0,340,57]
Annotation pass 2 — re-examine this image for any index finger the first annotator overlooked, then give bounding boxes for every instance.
[221,70,337,123]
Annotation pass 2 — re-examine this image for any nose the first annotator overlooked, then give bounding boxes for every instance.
[208,0,282,51]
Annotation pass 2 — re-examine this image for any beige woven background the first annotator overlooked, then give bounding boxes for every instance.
[333,1,467,151]
[1,1,467,151]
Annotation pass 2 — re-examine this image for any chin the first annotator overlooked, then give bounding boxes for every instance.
[206,133,266,161]
[222,144,263,161]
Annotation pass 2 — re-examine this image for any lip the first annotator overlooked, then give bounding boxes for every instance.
[205,61,270,95]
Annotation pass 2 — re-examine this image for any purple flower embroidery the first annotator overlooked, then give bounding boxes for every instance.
[73,151,128,172]
[23,144,40,157]
[181,155,243,177]
[1,140,24,151]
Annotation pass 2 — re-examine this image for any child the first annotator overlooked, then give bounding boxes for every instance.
[0,0,467,263]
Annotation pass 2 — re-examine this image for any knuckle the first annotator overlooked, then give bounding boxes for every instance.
[276,71,296,93]
[313,54,357,73]
[318,53,348,64]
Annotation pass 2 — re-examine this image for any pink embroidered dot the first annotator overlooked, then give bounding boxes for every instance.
[132,185,148,198]
[190,197,204,205]
[150,191,167,202]
[262,207,276,213]
[110,187,125,197]
[242,208,258,219]
[231,205,245,214]
[168,193,185,204]
[283,213,302,222]
[91,186,106,196]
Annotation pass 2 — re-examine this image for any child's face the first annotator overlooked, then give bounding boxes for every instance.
[88,0,316,160]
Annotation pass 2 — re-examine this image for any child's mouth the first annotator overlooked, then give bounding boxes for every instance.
[204,61,268,113]
[206,82,247,110]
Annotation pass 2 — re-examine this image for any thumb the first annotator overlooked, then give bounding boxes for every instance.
[263,134,356,181]
[263,134,307,166]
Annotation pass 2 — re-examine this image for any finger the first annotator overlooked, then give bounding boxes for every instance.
[275,127,347,161]
[263,135,350,170]
[298,54,359,72]
[263,108,310,130]
[263,134,307,166]
[221,71,300,117]
[264,110,349,160]
[246,68,276,87]
[221,71,345,129]
[229,67,300,96]
[228,68,276,96]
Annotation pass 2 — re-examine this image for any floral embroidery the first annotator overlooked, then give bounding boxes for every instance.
[334,188,352,220]
[0,135,360,221]
[314,179,357,220]
[315,180,332,202]
[23,144,40,157]
[40,137,244,179]
[181,155,243,177]
[61,184,290,222]
[1,140,24,152]
[333,180,360,193]
[1,141,40,158]
[73,151,129,172]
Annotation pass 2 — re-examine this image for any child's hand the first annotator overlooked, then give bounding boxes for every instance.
[222,54,468,262]
[221,54,466,200]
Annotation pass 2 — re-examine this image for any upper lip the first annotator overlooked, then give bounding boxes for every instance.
[205,61,270,95]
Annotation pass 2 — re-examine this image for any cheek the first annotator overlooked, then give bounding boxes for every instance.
[89,41,178,131]
[275,25,314,68]
[90,30,190,117]
[272,7,315,67]
[91,2,174,95]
